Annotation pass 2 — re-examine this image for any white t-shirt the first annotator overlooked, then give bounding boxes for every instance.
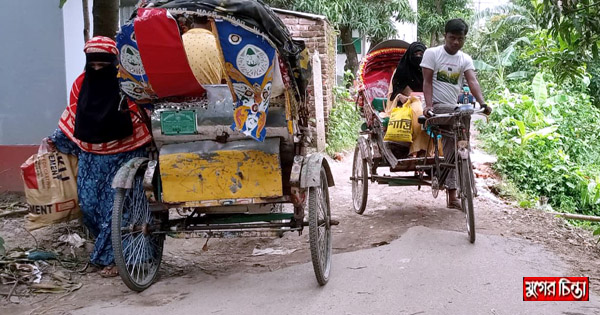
[420,45,475,105]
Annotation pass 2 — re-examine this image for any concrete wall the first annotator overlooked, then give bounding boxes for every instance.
[0,1,69,191]
[0,0,67,145]
[0,2,67,145]
[63,0,88,97]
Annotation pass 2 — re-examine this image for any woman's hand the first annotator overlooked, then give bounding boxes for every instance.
[394,93,408,105]
[45,138,57,152]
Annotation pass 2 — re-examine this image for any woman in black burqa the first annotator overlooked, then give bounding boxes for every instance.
[388,41,426,104]
[385,41,435,157]
[47,37,151,277]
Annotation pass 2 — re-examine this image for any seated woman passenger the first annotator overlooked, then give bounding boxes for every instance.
[386,41,434,157]
[177,14,285,99]
[179,15,225,85]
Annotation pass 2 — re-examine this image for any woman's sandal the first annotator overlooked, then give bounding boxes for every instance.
[99,265,119,278]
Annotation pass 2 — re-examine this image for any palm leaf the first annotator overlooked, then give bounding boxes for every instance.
[506,71,530,80]
[532,72,548,103]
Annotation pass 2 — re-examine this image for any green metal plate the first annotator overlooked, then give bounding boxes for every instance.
[372,97,387,112]
[160,110,197,135]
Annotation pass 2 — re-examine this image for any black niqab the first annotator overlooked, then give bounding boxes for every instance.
[390,42,426,100]
[73,56,133,144]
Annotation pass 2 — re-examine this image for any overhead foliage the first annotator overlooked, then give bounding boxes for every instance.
[466,1,594,93]
[534,0,600,57]
[264,0,415,74]
[468,3,537,59]
[417,0,473,47]
[267,0,414,39]
[526,29,589,82]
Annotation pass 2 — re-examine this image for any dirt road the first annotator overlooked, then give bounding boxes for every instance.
[3,150,600,314]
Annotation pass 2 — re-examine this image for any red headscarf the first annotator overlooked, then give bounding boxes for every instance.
[57,36,152,154]
[83,36,119,55]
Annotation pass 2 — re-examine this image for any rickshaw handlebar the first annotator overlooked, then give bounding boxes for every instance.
[419,103,489,127]
[424,103,488,119]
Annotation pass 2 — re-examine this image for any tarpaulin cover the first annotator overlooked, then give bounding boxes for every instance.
[134,8,206,98]
[141,0,310,101]
[116,22,158,103]
[215,19,276,141]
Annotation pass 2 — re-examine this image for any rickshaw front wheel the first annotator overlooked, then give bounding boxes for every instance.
[112,168,165,292]
[351,145,368,215]
[309,166,332,286]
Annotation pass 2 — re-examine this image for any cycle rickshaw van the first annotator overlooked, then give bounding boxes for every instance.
[352,39,487,243]
[111,0,335,291]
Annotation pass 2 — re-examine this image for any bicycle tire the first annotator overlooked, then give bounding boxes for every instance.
[459,159,475,243]
[351,145,368,215]
[112,169,164,291]
[309,166,332,285]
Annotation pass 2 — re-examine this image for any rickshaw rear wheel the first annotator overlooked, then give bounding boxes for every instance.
[458,159,476,243]
[112,167,165,292]
[309,166,332,286]
[351,145,368,215]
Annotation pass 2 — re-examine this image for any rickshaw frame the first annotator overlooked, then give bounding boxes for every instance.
[109,0,335,292]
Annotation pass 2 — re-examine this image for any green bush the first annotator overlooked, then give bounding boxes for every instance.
[478,73,600,215]
[325,83,361,156]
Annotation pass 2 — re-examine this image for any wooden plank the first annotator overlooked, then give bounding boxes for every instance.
[549,212,600,222]
[312,51,326,152]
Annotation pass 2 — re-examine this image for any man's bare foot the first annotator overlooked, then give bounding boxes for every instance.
[447,189,462,210]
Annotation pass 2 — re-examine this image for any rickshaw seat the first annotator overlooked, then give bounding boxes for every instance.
[372,98,387,112]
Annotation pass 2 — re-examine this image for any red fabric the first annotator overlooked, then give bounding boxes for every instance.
[134,8,206,98]
[357,48,406,106]
[58,73,152,155]
[21,162,38,190]
[84,36,118,55]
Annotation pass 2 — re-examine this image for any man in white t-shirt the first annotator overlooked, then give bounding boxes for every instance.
[420,18,488,210]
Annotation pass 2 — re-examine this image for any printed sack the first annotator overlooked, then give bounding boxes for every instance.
[20,142,80,231]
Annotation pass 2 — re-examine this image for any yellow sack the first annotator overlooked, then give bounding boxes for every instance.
[21,147,81,231]
[384,100,413,143]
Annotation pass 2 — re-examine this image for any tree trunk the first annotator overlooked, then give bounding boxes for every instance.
[340,26,359,77]
[430,0,444,47]
[435,0,443,15]
[430,31,436,48]
[92,0,119,39]
[82,0,90,42]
